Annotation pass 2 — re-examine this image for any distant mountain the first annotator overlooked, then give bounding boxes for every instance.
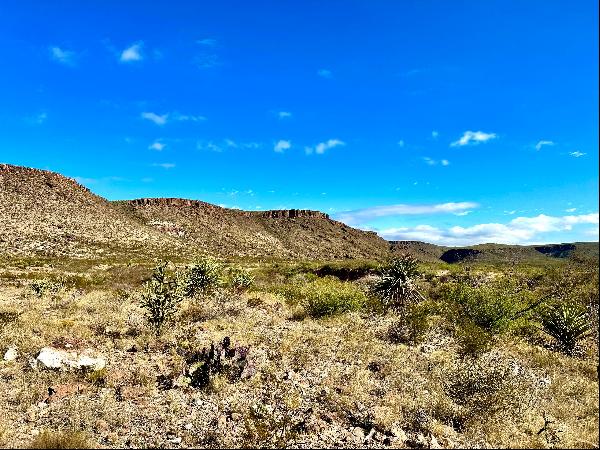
[1,164,597,263]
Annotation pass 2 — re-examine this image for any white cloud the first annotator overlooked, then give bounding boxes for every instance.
[334,202,479,226]
[431,130,439,139]
[278,111,292,119]
[120,42,143,62]
[174,113,206,122]
[377,212,599,245]
[451,130,497,147]
[141,112,168,125]
[423,157,450,166]
[398,140,405,147]
[152,163,175,169]
[570,151,586,158]
[317,69,332,78]
[305,139,345,155]
[50,46,76,66]
[149,141,166,151]
[535,140,554,151]
[565,207,577,213]
[274,140,291,152]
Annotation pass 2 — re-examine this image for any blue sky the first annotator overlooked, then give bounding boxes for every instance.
[0,0,598,245]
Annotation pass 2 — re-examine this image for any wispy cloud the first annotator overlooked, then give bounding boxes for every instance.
[423,157,449,166]
[317,69,333,78]
[152,163,176,169]
[570,151,586,158]
[274,140,291,152]
[278,111,292,119]
[431,130,439,139]
[451,130,497,147]
[50,46,76,66]
[173,113,206,122]
[398,140,405,148]
[305,139,345,155]
[141,112,168,125]
[120,42,143,62]
[334,202,479,226]
[377,212,599,245]
[149,141,166,151]
[535,140,554,151]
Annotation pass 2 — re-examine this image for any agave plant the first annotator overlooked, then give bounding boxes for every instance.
[541,302,591,354]
[371,255,425,315]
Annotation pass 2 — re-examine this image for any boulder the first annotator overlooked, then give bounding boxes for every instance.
[35,347,105,371]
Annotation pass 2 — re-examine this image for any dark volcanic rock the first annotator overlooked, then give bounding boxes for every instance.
[440,248,483,264]
[534,243,576,258]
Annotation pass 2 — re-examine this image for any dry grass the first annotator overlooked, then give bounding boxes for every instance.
[0,265,598,448]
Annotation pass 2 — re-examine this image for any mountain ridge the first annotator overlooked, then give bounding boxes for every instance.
[1,164,597,262]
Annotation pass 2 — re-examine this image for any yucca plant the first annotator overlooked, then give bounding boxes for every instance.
[371,255,425,315]
[540,302,591,355]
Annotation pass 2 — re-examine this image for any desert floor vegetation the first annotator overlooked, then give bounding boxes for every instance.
[0,255,597,448]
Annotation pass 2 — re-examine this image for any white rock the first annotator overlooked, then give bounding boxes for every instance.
[36,347,105,371]
[3,346,18,361]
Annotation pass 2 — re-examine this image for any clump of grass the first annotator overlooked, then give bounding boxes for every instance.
[443,351,539,425]
[27,430,92,449]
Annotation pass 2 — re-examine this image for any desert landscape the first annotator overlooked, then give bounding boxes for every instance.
[1,1,598,448]
[0,164,598,448]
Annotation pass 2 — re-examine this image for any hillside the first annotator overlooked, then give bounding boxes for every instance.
[0,165,390,260]
[115,198,390,260]
[0,164,183,259]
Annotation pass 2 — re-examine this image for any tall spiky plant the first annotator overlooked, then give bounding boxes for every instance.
[541,302,591,355]
[371,255,425,316]
[140,261,183,336]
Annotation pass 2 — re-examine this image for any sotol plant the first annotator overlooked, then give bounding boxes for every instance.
[140,261,183,336]
[371,255,425,314]
[541,302,591,354]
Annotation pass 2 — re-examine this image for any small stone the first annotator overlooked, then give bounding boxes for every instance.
[353,427,365,440]
[3,346,18,361]
[184,423,193,430]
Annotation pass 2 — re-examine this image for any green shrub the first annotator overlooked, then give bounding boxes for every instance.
[387,304,430,345]
[140,261,183,336]
[540,302,591,355]
[180,258,223,298]
[455,320,494,358]
[228,267,254,293]
[443,280,541,334]
[279,277,366,318]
